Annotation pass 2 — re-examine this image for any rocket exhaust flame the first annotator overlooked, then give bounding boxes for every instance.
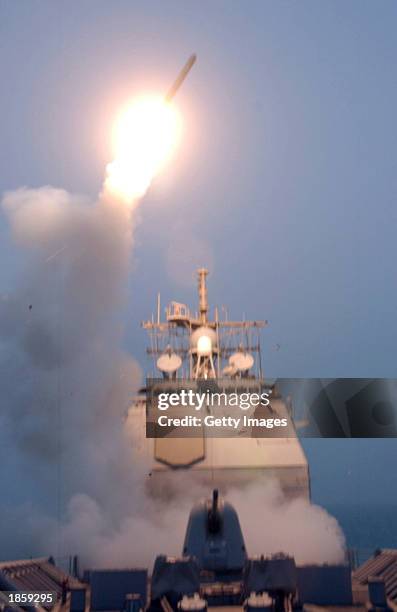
[104,96,181,204]
[104,55,196,205]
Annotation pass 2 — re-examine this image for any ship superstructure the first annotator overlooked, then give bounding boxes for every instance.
[130,268,310,499]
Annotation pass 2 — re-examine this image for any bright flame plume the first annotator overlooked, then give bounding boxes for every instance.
[104,96,182,204]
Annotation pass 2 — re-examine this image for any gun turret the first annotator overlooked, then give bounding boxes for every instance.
[183,489,247,579]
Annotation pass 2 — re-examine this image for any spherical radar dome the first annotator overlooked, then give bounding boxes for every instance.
[190,326,217,356]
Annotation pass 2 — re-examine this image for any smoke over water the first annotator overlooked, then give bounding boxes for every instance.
[0,105,345,569]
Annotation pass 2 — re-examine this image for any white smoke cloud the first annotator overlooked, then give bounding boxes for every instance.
[4,477,344,570]
[0,185,142,548]
[228,480,346,565]
[0,185,346,572]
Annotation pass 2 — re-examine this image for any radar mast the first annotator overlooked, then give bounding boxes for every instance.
[142,268,267,381]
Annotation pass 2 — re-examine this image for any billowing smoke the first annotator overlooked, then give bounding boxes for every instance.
[0,95,186,567]
[228,480,346,565]
[0,185,143,559]
[0,467,346,569]
[55,477,345,568]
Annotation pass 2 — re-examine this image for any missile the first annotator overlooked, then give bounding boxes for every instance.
[165,54,197,102]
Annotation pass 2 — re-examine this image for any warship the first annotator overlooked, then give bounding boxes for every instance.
[1,270,396,612]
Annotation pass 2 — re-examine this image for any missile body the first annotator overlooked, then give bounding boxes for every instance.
[165,54,196,102]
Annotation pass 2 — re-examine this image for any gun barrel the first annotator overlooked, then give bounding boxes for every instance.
[165,54,197,102]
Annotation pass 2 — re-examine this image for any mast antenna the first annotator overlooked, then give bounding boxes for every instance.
[198,268,209,324]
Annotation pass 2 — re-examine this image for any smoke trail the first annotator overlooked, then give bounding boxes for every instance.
[0,96,183,564]
[0,183,142,551]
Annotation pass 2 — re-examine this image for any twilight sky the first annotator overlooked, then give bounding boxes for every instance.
[1,1,397,509]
